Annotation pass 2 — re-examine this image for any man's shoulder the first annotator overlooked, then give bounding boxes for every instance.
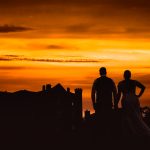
[95,76,114,83]
[105,77,114,83]
[93,78,100,84]
[94,77,100,82]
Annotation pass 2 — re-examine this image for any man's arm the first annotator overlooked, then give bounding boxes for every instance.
[91,80,96,110]
[135,81,145,98]
[116,83,122,109]
[112,81,118,109]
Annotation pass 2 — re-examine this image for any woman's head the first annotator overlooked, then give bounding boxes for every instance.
[124,70,131,80]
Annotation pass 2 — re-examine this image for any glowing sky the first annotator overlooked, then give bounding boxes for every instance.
[0,0,150,112]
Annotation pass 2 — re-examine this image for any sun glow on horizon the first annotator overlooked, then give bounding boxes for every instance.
[0,37,150,112]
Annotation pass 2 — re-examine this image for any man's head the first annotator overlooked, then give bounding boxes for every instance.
[124,70,131,80]
[99,67,107,76]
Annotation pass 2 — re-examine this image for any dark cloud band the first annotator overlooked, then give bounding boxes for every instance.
[0,25,31,33]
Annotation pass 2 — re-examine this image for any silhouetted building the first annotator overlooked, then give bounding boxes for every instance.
[42,85,46,91]
[0,83,83,134]
[72,88,82,129]
[85,110,90,121]
[67,87,70,93]
[46,84,51,92]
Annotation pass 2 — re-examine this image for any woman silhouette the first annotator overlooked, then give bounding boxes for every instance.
[117,70,150,137]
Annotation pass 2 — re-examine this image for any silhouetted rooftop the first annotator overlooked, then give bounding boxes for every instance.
[52,83,66,94]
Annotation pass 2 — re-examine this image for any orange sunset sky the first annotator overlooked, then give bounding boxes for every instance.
[0,0,150,112]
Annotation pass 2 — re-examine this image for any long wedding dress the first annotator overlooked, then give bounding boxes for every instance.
[121,93,150,137]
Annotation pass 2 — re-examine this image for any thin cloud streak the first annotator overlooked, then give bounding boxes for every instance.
[0,55,112,63]
[0,25,31,33]
[47,45,67,49]
[0,66,26,70]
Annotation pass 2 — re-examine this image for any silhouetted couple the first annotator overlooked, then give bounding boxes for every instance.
[91,67,150,138]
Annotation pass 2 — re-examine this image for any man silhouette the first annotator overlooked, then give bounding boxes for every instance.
[91,67,117,136]
[91,67,117,112]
